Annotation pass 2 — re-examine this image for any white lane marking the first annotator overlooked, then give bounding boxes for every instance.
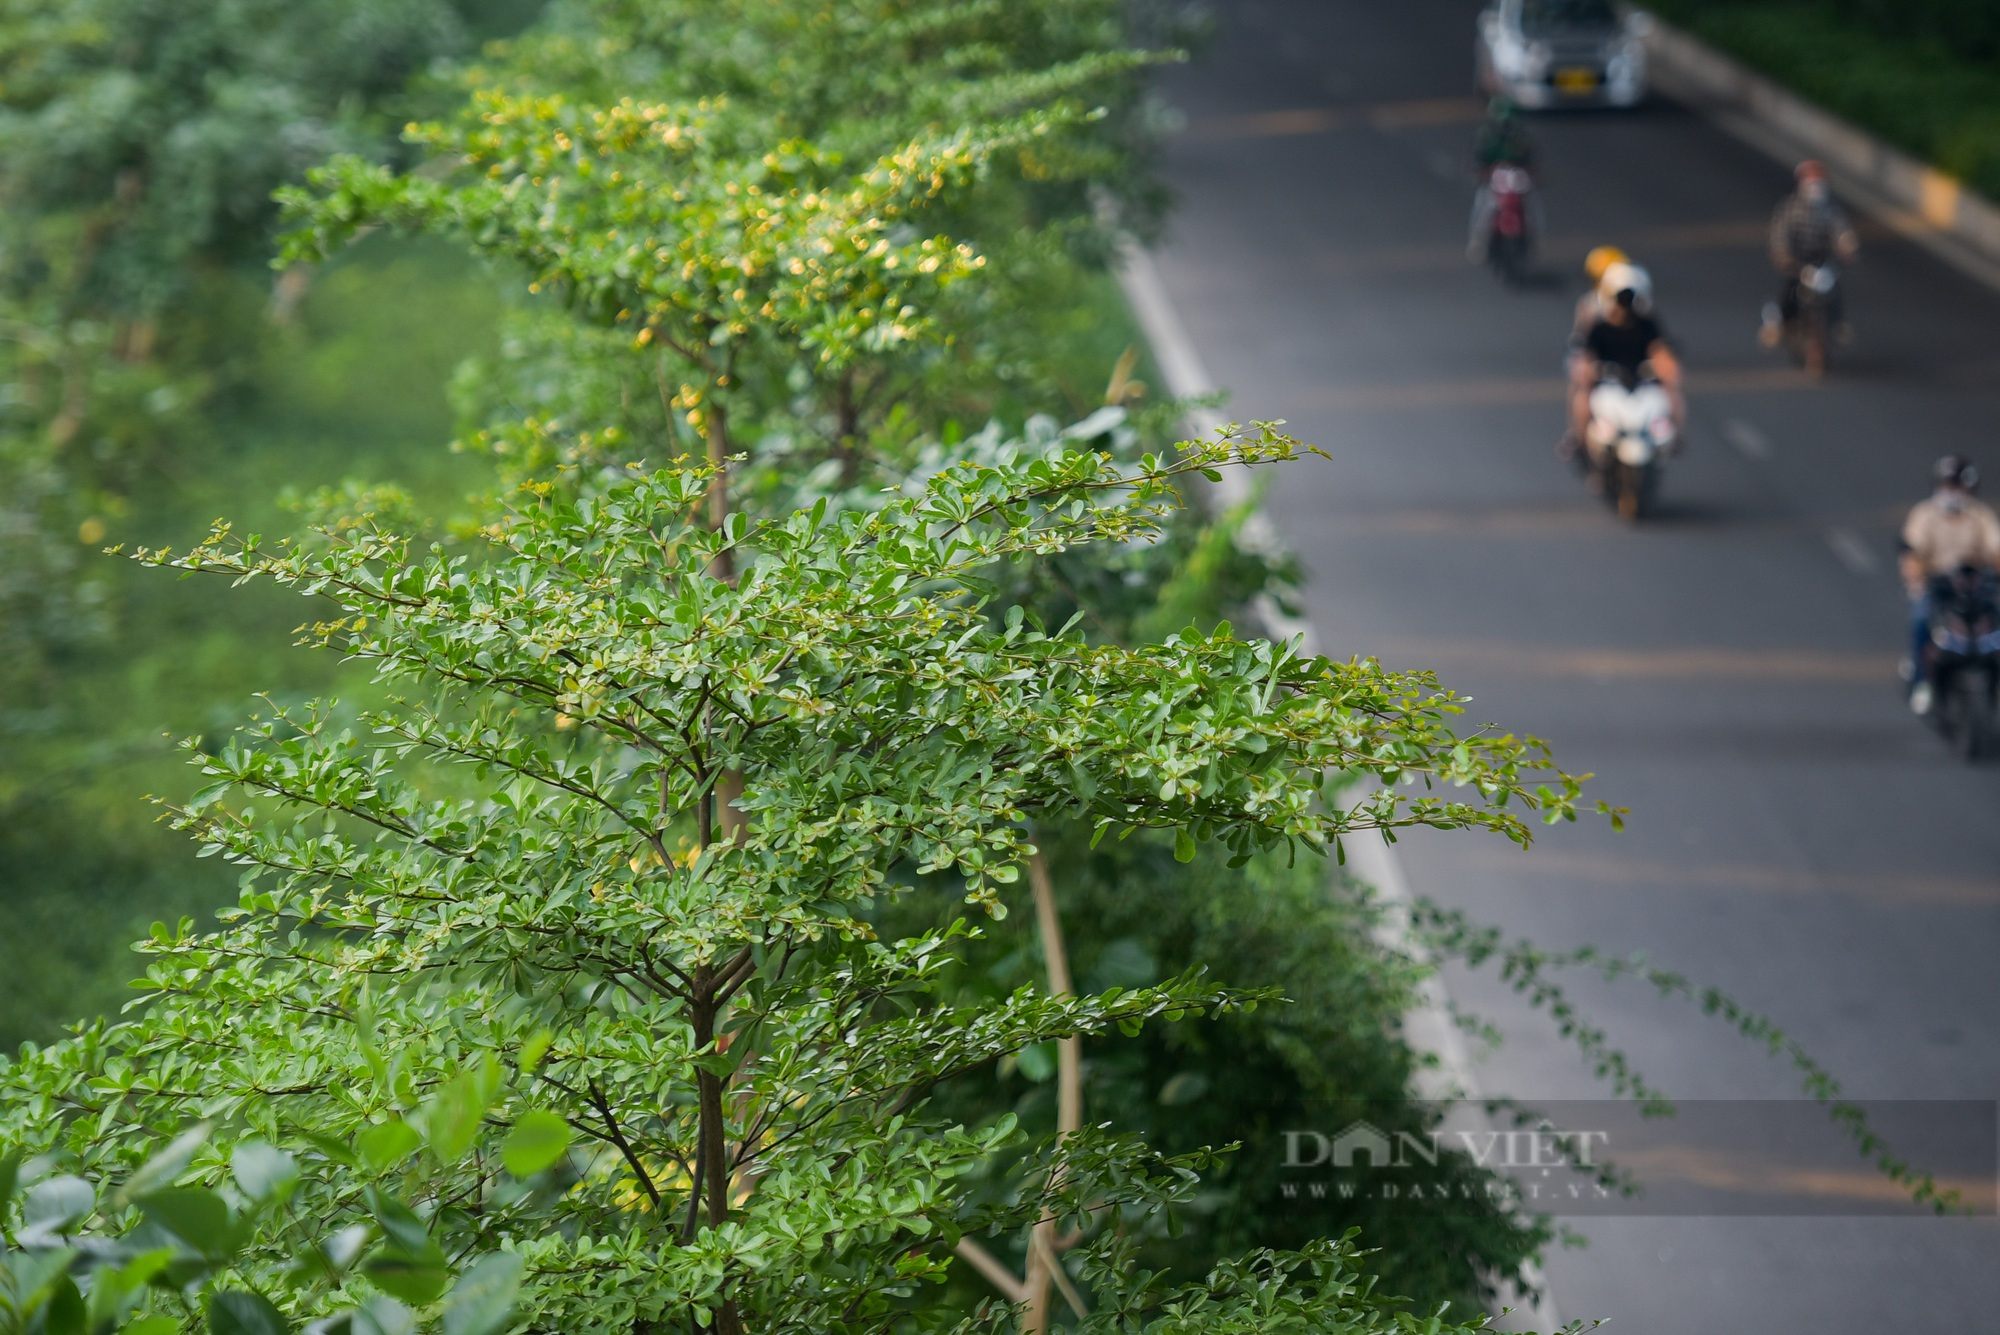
[1825,526,1879,575]
[1117,241,1562,1333]
[1722,417,1772,460]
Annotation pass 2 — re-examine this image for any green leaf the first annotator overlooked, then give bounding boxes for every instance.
[320,1224,372,1276]
[363,1189,443,1263]
[298,1132,359,1170]
[88,1250,175,1332]
[208,1291,290,1335]
[362,1256,451,1307]
[442,1253,524,1335]
[1173,826,1196,863]
[118,1123,213,1205]
[350,1297,414,1335]
[122,1317,181,1335]
[499,1113,571,1178]
[516,1031,552,1075]
[5,1247,76,1312]
[232,1142,298,1205]
[1015,1043,1055,1082]
[361,1186,449,1302]
[355,1120,419,1174]
[45,1275,85,1335]
[138,1189,234,1256]
[422,1056,502,1166]
[0,1146,20,1214]
[20,1176,95,1242]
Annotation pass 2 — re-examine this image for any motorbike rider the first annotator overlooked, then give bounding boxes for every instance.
[1468,98,1536,261]
[1900,454,2000,714]
[1571,246,1631,337]
[1475,96,1535,170]
[1565,261,1683,459]
[1760,159,1859,346]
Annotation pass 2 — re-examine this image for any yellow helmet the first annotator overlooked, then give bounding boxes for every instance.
[1585,245,1629,283]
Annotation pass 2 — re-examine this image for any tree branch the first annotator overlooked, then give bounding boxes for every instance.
[585,1076,662,1214]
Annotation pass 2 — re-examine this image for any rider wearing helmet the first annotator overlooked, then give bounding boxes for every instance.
[1566,261,1683,456]
[1761,160,1859,346]
[1468,98,1538,262]
[1901,454,2000,712]
[1571,245,1631,340]
[1475,96,1535,169]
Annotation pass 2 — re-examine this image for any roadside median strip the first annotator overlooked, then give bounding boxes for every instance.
[1645,14,2000,294]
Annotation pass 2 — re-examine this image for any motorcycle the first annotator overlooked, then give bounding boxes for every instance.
[1920,564,2000,761]
[1770,261,1842,378]
[1473,164,1536,283]
[1581,365,1677,521]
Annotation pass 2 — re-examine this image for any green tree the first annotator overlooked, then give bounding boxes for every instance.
[0,432,1602,1334]
[272,11,1557,1310]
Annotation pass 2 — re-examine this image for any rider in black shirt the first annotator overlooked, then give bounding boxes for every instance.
[1566,262,1683,450]
[1584,311,1663,382]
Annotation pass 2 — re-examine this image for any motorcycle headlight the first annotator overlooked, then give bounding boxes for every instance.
[1616,437,1654,466]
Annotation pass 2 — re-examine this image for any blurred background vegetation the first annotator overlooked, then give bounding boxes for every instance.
[1651,0,2000,199]
[0,235,502,1043]
[0,0,546,1046]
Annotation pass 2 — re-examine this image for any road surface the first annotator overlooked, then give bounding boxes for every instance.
[1148,1,2000,1328]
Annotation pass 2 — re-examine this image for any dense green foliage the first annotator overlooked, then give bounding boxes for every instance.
[0,0,550,1048]
[1,427,1594,1335]
[1652,1,2000,198]
[0,2,1610,1329]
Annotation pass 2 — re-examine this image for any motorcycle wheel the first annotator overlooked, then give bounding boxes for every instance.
[1615,462,1653,522]
[1488,232,1523,283]
[1794,305,1829,379]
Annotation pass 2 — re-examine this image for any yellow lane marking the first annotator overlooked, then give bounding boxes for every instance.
[1331,503,1906,538]
[1302,222,1774,279]
[1184,97,1488,140]
[1449,847,2000,908]
[1362,637,1895,683]
[1289,366,1813,412]
[1610,1144,1996,1212]
[1295,376,1565,411]
[1367,96,1492,128]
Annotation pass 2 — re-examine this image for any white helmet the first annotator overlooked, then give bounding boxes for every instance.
[1598,261,1653,312]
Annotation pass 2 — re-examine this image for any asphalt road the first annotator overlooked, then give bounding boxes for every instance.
[1149,2,2000,1328]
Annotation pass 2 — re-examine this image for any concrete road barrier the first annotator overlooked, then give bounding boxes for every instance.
[1643,14,2000,291]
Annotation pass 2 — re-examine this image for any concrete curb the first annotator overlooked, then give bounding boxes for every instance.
[1643,15,2000,293]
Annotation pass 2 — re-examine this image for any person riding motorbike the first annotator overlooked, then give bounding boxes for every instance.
[1761,159,1859,347]
[1569,246,1652,363]
[1570,246,1630,334]
[1901,454,2000,715]
[1564,262,1683,460]
[1475,96,1535,170]
[1468,98,1538,262]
